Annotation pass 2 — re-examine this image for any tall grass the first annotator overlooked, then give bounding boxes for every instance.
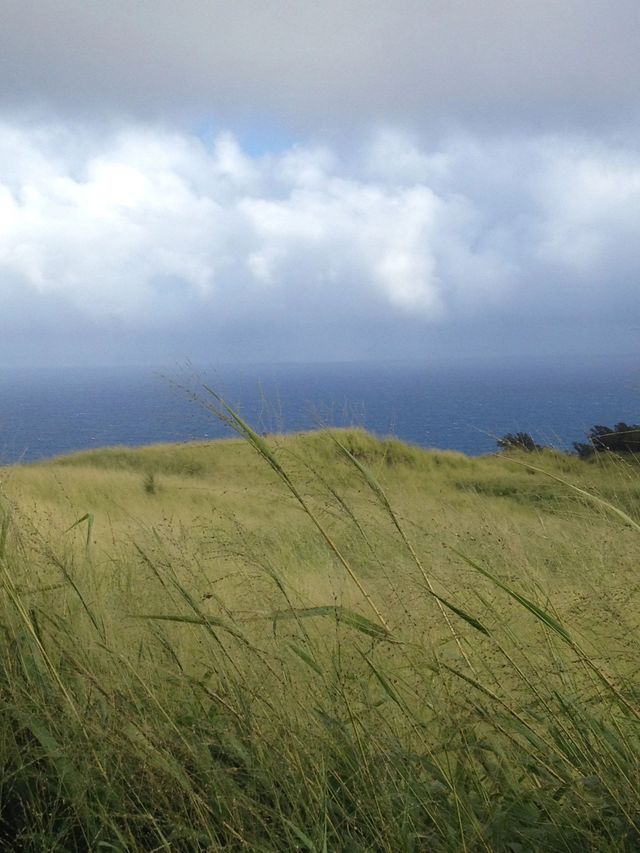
[1,407,639,850]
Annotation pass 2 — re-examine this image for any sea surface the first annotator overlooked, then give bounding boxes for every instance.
[0,358,638,464]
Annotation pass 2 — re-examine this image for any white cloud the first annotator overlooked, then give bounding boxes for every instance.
[533,144,640,278]
[0,119,639,354]
[365,129,447,185]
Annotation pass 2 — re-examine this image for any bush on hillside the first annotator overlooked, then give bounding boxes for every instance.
[573,422,640,459]
[497,432,543,452]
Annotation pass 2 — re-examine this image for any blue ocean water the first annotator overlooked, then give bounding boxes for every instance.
[0,358,638,464]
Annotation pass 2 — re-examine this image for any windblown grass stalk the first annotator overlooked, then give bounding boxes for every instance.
[0,402,639,850]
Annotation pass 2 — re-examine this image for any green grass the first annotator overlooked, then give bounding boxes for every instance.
[1,417,639,850]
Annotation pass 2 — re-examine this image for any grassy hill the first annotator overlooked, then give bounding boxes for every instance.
[1,423,639,850]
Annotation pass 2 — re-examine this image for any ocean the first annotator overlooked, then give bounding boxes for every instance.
[0,358,638,464]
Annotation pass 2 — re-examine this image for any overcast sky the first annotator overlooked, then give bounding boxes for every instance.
[1,0,639,367]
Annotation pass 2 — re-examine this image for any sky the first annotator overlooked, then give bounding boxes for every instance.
[1,0,639,367]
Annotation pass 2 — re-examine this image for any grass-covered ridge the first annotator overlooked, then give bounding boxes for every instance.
[1,424,639,850]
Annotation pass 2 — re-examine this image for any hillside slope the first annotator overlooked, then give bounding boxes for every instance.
[1,429,639,850]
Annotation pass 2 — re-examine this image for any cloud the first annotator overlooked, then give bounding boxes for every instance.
[1,1,639,135]
[533,142,640,284]
[0,122,502,323]
[0,119,639,363]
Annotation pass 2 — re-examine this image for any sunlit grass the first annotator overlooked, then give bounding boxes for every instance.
[1,419,639,849]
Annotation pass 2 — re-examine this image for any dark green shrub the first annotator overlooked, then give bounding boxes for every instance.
[574,422,640,458]
[497,432,543,452]
[143,471,157,494]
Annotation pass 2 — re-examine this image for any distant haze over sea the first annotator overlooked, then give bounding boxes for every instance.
[0,357,637,465]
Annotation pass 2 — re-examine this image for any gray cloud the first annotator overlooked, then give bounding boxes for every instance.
[1,3,639,367]
[0,119,639,366]
[1,1,640,134]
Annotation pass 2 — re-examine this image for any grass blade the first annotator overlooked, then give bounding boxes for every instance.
[130,612,249,642]
[450,547,572,642]
[271,605,394,641]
